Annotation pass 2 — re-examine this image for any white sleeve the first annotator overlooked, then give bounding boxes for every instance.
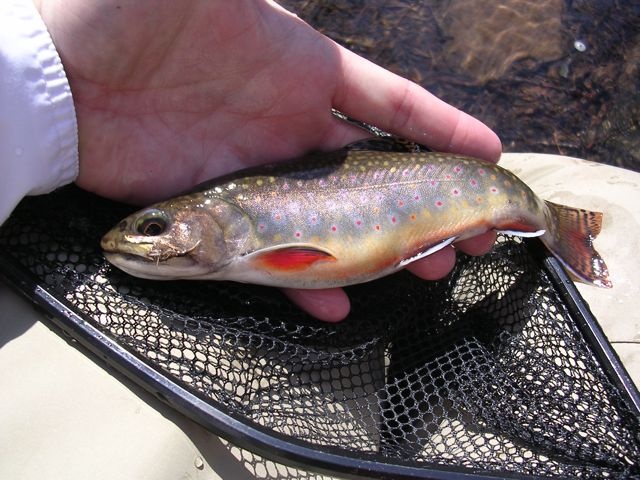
[0,0,78,225]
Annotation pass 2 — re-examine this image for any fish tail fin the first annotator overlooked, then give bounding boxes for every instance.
[541,200,612,288]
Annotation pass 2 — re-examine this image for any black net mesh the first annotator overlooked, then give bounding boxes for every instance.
[1,187,639,479]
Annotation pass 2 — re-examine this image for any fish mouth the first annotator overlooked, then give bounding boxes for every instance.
[100,230,127,254]
[103,251,154,264]
[101,231,157,266]
[102,251,208,280]
[103,251,161,279]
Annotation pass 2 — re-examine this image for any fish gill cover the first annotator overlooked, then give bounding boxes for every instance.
[1,184,639,479]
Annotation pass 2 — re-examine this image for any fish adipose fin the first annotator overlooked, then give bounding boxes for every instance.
[541,201,612,288]
[251,244,337,272]
[398,236,458,268]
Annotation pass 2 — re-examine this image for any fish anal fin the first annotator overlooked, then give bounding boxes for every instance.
[497,221,546,238]
[252,245,337,272]
[541,201,611,288]
[398,236,457,268]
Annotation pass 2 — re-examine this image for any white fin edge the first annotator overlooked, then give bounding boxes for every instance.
[498,229,546,238]
[398,236,458,268]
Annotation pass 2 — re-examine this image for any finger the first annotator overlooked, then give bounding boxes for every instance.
[332,46,502,163]
[405,246,457,281]
[406,230,498,280]
[455,230,497,256]
[282,287,350,323]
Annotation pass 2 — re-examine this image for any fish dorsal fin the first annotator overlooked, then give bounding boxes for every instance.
[248,244,337,272]
[345,136,431,153]
[398,236,458,268]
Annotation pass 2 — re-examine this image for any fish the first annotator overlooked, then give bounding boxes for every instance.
[101,140,611,289]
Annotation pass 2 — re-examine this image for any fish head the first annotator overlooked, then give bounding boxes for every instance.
[101,196,251,279]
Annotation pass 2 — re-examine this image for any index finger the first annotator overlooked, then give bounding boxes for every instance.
[332,45,502,163]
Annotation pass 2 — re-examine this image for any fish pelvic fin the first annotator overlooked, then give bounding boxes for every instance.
[541,200,611,288]
[397,236,458,268]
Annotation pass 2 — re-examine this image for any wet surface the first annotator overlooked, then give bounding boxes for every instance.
[279,0,640,171]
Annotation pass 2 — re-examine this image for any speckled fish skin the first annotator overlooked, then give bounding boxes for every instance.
[101,148,611,289]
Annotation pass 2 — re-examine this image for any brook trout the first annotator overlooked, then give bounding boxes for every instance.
[101,144,611,289]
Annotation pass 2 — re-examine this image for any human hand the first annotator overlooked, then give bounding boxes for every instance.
[34,0,501,321]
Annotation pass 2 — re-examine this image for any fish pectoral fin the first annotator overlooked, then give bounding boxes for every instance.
[398,236,458,268]
[249,244,337,272]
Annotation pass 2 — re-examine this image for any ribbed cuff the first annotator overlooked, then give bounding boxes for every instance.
[26,1,79,193]
[0,0,78,221]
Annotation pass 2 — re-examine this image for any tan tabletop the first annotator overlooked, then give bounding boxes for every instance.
[1,153,638,479]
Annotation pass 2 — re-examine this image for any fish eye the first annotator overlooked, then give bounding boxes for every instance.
[135,211,169,236]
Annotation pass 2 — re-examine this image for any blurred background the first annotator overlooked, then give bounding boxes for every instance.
[280,0,640,171]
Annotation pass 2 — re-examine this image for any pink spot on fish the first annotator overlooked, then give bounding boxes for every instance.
[454,166,462,174]
[430,180,438,187]
[274,214,281,221]
[402,169,410,176]
[391,216,397,223]
[355,220,362,226]
[446,174,452,180]
[470,179,478,187]
[295,231,301,238]
[258,224,265,231]
[451,188,460,196]
[398,200,404,207]
[375,225,381,231]
[331,225,337,232]
[435,200,444,208]
[282,183,290,191]
[478,168,486,176]
[414,195,420,200]
[490,187,499,194]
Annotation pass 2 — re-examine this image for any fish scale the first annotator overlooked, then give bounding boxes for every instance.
[225,152,535,259]
[101,146,611,290]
